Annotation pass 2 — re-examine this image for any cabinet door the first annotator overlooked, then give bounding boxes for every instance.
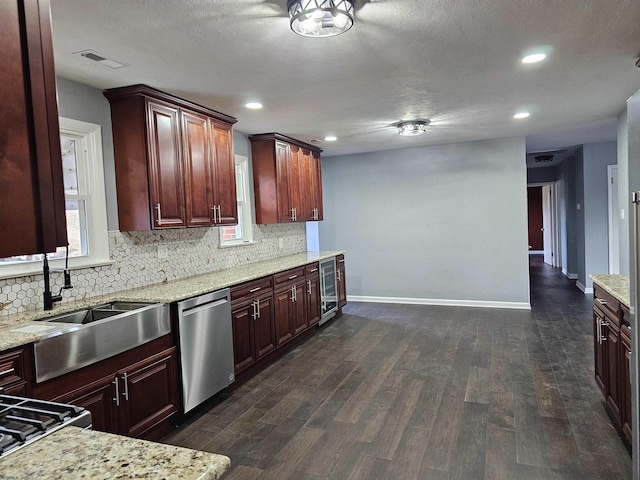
[182,110,214,227]
[604,321,621,425]
[309,150,323,221]
[274,286,294,346]
[307,273,321,327]
[337,257,347,308]
[622,336,632,443]
[296,148,313,221]
[292,280,308,336]
[211,121,238,225]
[146,100,187,228]
[0,0,67,257]
[255,294,277,360]
[118,348,179,438]
[52,376,118,434]
[275,141,293,223]
[231,301,256,374]
[288,145,303,222]
[594,309,606,395]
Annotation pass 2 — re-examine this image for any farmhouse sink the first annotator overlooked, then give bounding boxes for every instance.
[34,301,170,382]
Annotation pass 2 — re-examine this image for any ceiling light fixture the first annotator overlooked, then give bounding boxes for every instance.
[398,120,430,136]
[325,135,337,142]
[245,102,263,109]
[513,112,530,119]
[522,53,547,64]
[287,0,355,38]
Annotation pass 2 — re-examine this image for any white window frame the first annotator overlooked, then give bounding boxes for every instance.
[219,155,254,247]
[0,118,111,279]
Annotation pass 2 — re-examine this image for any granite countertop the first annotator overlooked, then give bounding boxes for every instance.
[590,274,630,307]
[0,426,230,480]
[0,251,343,351]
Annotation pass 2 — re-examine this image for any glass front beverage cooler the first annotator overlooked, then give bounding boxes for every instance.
[319,257,338,324]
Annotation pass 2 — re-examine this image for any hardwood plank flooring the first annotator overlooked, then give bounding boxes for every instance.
[160,256,631,479]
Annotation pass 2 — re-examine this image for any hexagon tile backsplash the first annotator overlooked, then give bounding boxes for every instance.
[0,223,307,316]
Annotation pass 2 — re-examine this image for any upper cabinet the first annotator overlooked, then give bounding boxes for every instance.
[104,85,238,231]
[0,0,68,258]
[250,134,323,224]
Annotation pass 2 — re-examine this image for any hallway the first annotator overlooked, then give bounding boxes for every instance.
[161,259,632,479]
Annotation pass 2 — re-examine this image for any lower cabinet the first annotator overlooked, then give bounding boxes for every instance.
[231,284,276,375]
[593,285,632,444]
[306,264,321,327]
[0,345,33,396]
[33,337,179,439]
[274,270,307,346]
[337,254,347,308]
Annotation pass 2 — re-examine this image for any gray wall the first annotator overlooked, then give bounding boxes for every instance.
[318,137,530,306]
[557,155,578,277]
[580,142,618,290]
[527,166,557,184]
[576,148,586,285]
[618,109,630,274]
[56,77,119,230]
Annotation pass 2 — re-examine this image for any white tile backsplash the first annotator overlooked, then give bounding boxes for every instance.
[0,223,306,315]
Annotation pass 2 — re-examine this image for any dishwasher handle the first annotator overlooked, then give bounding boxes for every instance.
[180,298,228,317]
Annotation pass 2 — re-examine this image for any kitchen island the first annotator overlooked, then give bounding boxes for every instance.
[0,426,230,480]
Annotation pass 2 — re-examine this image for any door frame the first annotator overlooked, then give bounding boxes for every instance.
[608,164,620,274]
[528,182,561,268]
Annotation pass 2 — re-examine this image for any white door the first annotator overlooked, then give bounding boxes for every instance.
[542,184,553,265]
[608,165,620,274]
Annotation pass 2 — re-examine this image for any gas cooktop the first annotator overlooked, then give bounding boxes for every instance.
[0,389,92,457]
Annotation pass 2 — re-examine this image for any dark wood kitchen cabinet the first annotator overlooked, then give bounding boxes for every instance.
[306,263,321,327]
[0,0,68,258]
[104,85,237,231]
[33,335,179,440]
[250,133,323,224]
[0,345,33,396]
[592,284,632,444]
[337,254,347,308]
[231,277,276,375]
[273,267,307,345]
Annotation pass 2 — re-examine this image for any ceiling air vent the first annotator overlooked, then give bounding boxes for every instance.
[534,155,554,163]
[73,50,129,69]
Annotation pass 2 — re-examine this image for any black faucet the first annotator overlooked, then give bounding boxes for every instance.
[43,247,73,311]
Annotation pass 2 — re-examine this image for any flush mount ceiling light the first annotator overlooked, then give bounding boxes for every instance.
[325,135,337,142]
[522,53,547,64]
[514,112,530,119]
[287,0,355,38]
[398,120,430,136]
[245,102,263,109]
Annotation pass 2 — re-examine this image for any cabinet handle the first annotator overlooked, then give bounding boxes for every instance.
[0,367,15,377]
[337,270,341,281]
[596,318,601,344]
[601,321,609,342]
[122,373,129,401]
[156,203,163,225]
[307,280,312,295]
[256,299,261,318]
[596,298,607,306]
[309,268,318,273]
[113,379,120,406]
[288,275,298,280]
[291,285,297,302]
[291,207,297,222]
[251,300,257,320]
[217,205,222,223]
[249,287,261,293]
[211,206,216,223]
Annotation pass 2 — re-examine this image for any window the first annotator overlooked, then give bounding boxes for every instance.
[0,118,110,278]
[220,155,254,246]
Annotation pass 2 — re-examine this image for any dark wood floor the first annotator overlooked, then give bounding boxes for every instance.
[161,256,632,479]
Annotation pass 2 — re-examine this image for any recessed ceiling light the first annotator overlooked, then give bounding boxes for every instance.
[514,112,530,119]
[522,53,547,64]
[245,102,263,109]
[325,135,337,142]
[398,120,430,136]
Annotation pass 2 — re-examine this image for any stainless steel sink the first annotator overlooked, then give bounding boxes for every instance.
[34,301,170,382]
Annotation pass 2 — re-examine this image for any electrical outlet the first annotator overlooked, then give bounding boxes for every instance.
[157,245,169,259]
[278,238,284,249]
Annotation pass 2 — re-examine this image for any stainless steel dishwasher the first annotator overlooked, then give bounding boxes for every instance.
[176,288,235,413]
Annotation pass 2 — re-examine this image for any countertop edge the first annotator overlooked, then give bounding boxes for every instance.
[589,274,630,308]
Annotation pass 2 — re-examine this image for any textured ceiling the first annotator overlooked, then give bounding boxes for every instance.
[49,0,640,157]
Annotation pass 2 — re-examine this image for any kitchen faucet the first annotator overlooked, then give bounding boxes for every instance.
[43,247,73,310]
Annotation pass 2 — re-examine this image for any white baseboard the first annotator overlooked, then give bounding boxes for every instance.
[575,281,593,294]
[563,270,578,280]
[348,295,531,310]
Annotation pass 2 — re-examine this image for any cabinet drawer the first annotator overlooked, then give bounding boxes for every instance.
[336,254,345,264]
[305,263,319,277]
[274,267,306,287]
[0,348,27,389]
[594,285,621,325]
[231,277,273,302]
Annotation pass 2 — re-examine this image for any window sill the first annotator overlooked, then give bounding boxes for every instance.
[218,240,255,249]
[0,257,114,281]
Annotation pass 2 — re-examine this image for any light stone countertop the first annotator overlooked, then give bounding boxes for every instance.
[0,251,343,351]
[0,426,230,480]
[590,274,630,307]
